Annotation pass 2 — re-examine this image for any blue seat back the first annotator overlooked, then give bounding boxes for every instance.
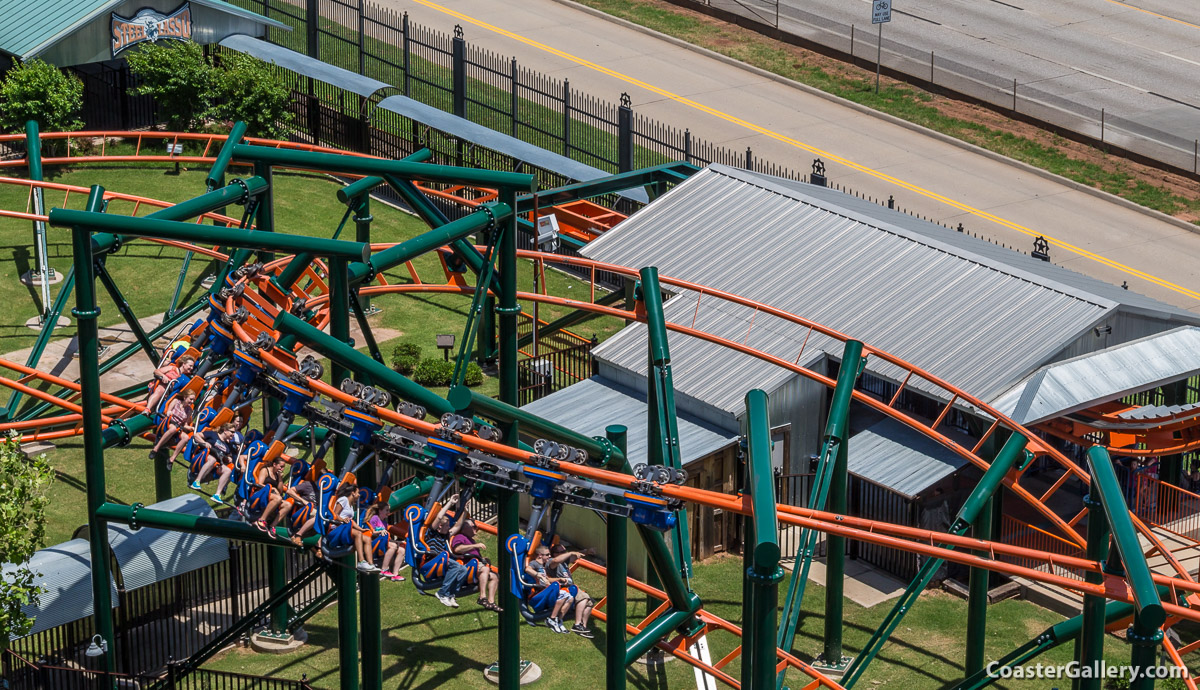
[314,473,340,537]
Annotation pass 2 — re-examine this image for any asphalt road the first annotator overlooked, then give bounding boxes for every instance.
[745,0,1200,166]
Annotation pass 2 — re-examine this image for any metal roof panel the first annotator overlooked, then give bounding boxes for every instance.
[107,494,228,591]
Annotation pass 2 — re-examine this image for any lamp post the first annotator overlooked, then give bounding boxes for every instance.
[85,634,112,689]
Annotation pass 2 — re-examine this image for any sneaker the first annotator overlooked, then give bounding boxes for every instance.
[363,561,380,573]
[189,480,202,491]
[447,596,459,608]
[390,574,405,582]
[356,561,374,573]
[547,618,564,633]
[381,570,395,579]
[210,493,225,504]
[572,624,594,639]
[436,594,456,608]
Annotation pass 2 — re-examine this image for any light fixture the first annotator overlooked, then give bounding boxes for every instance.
[436,334,455,361]
[85,634,108,658]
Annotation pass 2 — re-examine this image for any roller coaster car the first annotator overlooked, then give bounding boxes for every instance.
[314,473,356,560]
[426,437,469,474]
[401,503,480,596]
[506,534,576,626]
[624,492,679,532]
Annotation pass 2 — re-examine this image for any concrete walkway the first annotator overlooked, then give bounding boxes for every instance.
[390,0,1200,313]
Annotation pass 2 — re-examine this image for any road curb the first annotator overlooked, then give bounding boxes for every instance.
[550,0,1200,237]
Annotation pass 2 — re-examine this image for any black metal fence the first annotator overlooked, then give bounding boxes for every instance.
[517,336,598,406]
[71,61,158,131]
[6,540,331,687]
[2,650,313,690]
[224,0,809,182]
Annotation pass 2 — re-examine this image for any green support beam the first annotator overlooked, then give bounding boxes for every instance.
[73,186,117,688]
[1084,446,1164,690]
[96,503,318,549]
[606,425,629,690]
[49,209,370,262]
[498,419,521,690]
[25,120,51,322]
[514,162,701,209]
[1075,479,1112,690]
[274,311,453,416]
[205,121,247,191]
[841,432,1030,689]
[93,260,159,366]
[446,386,622,467]
[743,389,784,690]
[638,267,693,582]
[965,492,994,676]
[624,607,699,667]
[230,144,536,191]
[777,340,864,681]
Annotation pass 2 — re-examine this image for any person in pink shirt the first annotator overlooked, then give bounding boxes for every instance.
[365,502,404,581]
[150,389,195,464]
[451,513,501,611]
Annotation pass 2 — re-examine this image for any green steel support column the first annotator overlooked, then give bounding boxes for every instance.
[840,432,1030,689]
[1,267,74,421]
[744,389,784,690]
[1084,446,1164,690]
[606,425,629,690]
[639,267,693,582]
[268,547,287,634]
[777,340,864,671]
[822,434,850,670]
[498,419,521,690]
[498,190,519,405]
[1074,485,1111,690]
[205,121,248,190]
[965,494,994,676]
[349,292,385,366]
[360,458,382,690]
[25,120,51,321]
[274,252,315,291]
[352,194,373,314]
[253,162,275,264]
[624,608,699,666]
[329,257,360,690]
[74,186,116,688]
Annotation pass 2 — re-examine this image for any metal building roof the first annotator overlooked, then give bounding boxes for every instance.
[2,539,118,639]
[220,35,388,99]
[107,494,228,591]
[990,326,1200,425]
[848,417,973,499]
[585,165,1198,414]
[520,376,739,466]
[0,0,286,61]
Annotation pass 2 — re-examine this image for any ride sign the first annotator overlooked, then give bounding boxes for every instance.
[872,0,892,24]
[111,3,193,57]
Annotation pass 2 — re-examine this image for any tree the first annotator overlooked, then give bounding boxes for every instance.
[210,51,292,139]
[0,59,83,133]
[0,433,54,648]
[126,41,214,131]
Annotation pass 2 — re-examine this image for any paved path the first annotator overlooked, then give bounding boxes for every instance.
[389,0,1200,313]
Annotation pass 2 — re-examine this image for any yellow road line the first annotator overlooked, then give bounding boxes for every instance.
[1104,0,1200,32]
[412,0,1200,302]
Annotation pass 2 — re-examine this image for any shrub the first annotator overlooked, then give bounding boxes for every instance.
[0,433,55,647]
[0,60,83,133]
[412,357,454,387]
[126,42,214,131]
[463,362,484,387]
[391,343,422,375]
[210,51,292,138]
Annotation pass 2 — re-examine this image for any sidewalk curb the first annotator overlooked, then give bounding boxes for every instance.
[550,0,1200,237]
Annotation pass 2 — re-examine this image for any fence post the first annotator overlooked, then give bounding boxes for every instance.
[745,146,753,171]
[402,12,411,96]
[511,58,519,137]
[618,92,633,173]
[562,79,571,157]
[306,0,318,59]
[683,128,692,164]
[452,25,467,118]
[357,0,365,75]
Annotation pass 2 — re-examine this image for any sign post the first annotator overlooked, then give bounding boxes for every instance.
[872,0,891,93]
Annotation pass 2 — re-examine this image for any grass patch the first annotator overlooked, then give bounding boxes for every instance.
[570,0,1200,218]
[201,548,1168,688]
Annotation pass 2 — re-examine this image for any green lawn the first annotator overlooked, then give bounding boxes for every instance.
[202,546,1171,689]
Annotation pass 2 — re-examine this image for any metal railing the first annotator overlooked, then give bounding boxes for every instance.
[998,515,1086,582]
[1133,473,1200,541]
[516,336,598,406]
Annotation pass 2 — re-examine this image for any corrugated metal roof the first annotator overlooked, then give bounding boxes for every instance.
[585,165,1199,414]
[848,417,972,499]
[107,494,228,591]
[991,326,1200,425]
[220,35,387,98]
[2,539,118,639]
[0,0,286,61]
[520,376,738,466]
